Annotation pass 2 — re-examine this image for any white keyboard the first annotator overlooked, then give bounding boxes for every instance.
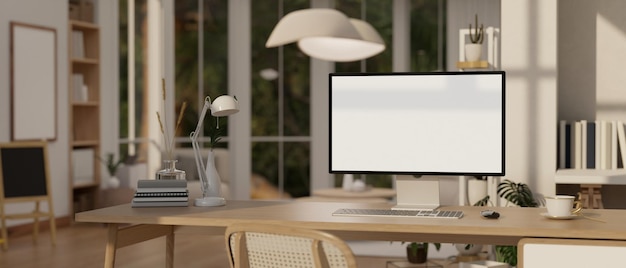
[332,208,463,219]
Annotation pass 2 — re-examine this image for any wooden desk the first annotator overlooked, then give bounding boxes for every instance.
[75,200,626,268]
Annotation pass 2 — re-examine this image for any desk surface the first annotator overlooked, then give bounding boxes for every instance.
[75,200,626,246]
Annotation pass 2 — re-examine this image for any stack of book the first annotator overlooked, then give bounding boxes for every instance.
[131,179,189,207]
[558,120,626,170]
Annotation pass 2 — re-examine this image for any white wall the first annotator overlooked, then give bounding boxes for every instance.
[98,1,120,188]
[0,0,119,226]
[559,1,626,123]
[501,0,558,196]
[558,1,626,208]
[447,1,558,197]
[0,0,70,225]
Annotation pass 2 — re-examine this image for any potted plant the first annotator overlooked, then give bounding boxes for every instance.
[494,179,540,267]
[403,242,441,264]
[97,152,125,188]
[465,14,484,62]
[455,243,483,256]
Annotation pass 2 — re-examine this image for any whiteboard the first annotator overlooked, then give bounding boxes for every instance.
[10,22,57,141]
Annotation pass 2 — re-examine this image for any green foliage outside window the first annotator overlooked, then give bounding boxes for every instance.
[119,0,446,198]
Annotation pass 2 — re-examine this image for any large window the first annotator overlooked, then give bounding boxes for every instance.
[173,0,229,147]
[118,0,147,159]
[251,0,311,198]
[118,0,447,198]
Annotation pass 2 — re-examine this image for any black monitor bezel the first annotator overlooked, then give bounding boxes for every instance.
[328,71,506,176]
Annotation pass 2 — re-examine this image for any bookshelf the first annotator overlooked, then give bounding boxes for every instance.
[556,120,626,208]
[68,19,100,213]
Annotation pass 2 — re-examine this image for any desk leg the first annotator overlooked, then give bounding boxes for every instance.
[104,223,119,268]
[166,231,174,268]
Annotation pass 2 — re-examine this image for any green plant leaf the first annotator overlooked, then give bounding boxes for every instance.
[97,153,125,177]
[495,245,517,266]
[473,195,490,206]
[497,179,538,207]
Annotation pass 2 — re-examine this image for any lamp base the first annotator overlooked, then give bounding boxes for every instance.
[194,196,226,207]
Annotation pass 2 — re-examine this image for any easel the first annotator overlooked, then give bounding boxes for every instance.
[0,141,56,250]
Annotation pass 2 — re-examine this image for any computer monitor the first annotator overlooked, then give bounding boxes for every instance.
[329,71,505,209]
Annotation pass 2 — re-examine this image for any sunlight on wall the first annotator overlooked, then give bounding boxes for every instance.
[596,13,626,120]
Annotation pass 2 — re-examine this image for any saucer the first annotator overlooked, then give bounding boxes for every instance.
[540,212,577,220]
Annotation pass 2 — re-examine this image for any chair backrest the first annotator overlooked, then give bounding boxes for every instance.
[225,223,357,268]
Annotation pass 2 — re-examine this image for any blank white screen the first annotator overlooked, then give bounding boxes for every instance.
[330,72,504,175]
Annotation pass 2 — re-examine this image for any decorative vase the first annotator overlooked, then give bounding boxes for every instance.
[194,149,226,206]
[155,159,186,180]
[107,175,120,188]
[406,245,427,264]
[455,244,483,256]
[464,43,482,62]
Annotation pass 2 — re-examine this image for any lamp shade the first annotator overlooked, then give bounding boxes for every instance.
[210,95,239,117]
[265,8,385,62]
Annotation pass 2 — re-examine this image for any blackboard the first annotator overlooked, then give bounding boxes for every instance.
[0,142,49,199]
[0,141,56,249]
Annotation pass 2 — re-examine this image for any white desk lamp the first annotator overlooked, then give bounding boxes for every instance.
[190,95,239,206]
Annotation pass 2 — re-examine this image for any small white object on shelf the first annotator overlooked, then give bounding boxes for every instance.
[342,174,354,191]
[458,260,508,268]
[351,179,366,192]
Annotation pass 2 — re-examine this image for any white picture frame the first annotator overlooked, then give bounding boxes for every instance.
[10,22,57,141]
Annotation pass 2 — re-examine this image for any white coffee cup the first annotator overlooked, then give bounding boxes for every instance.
[545,195,582,217]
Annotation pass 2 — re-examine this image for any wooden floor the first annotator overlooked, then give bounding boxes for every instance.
[0,223,410,268]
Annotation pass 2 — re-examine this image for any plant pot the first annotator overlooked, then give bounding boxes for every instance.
[107,175,120,189]
[464,43,482,62]
[455,243,483,256]
[406,246,427,264]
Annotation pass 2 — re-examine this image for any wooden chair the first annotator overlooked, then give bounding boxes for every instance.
[225,223,357,268]
[0,141,56,250]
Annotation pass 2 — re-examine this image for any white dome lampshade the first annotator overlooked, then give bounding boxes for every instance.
[265,8,385,62]
[210,95,239,117]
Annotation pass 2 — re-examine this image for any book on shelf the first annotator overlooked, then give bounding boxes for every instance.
[558,120,572,169]
[578,120,587,169]
[585,120,596,169]
[597,120,610,169]
[72,30,84,58]
[616,121,626,169]
[611,121,619,169]
[571,121,582,169]
[558,120,626,170]
[72,73,88,102]
[131,201,189,208]
[72,148,95,185]
[595,120,602,169]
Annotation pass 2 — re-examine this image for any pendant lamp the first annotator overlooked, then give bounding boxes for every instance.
[265,8,385,62]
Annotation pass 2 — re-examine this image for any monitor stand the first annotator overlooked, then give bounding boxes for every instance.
[392,177,440,211]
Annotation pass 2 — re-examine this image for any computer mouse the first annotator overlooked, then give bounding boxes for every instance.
[481,210,500,219]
